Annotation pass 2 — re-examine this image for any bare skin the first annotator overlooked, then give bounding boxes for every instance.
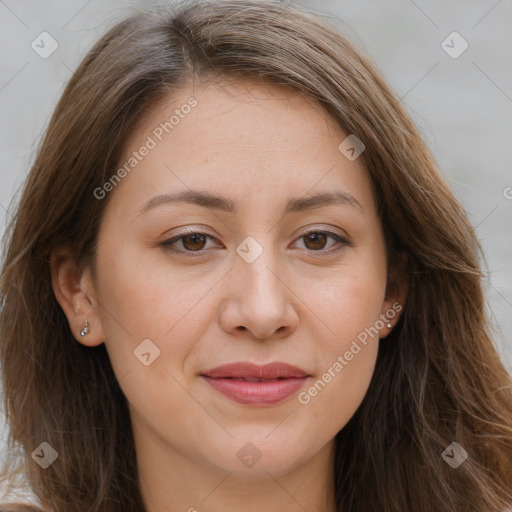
[51,77,408,512]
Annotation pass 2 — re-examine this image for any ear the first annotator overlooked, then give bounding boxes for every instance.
[50,246,105,347]
[379,251,408,339]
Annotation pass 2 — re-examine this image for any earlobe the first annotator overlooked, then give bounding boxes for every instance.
[49,246,104,347]
[379,251,409,338]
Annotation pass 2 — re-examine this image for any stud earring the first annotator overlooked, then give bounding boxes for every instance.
[386,322,392,329]
[80,320,89,337]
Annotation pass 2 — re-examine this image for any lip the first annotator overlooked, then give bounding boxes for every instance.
[200,362,310,406]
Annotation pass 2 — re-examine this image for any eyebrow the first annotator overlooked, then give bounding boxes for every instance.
[136,189,364,218]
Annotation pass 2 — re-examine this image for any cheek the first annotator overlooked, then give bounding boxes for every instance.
[302,257,387,350]
[296,344,378,445]
[296,311,381,442]
[95,246,211,444]
[292,258,385,431]
[95,239,214,385]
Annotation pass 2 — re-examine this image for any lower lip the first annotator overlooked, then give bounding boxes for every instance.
[201,376,309,406]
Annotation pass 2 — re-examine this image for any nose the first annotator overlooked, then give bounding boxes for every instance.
[218,243,299,340]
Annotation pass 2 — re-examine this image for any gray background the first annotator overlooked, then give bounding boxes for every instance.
[1,0,511,499]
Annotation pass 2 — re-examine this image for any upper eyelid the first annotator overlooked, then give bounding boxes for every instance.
[167,223,348,237]
[166,226,347,240]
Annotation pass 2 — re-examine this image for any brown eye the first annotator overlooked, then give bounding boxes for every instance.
[180,233,208,251]
[295,229,352,254]
[160,231,218,257]
[160,228,352,259]
[303,232,329,251]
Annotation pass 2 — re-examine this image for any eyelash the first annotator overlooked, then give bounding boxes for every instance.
[160,228,353,258]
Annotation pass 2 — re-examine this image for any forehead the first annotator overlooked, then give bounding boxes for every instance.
[132,77,340,149]
[108,78,376,218]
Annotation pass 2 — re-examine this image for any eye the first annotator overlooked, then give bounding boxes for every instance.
[160,227,353,258]
[293,228,353,255]
[160,229,220,257]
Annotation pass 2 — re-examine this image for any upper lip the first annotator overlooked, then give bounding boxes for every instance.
[200,362,310,379]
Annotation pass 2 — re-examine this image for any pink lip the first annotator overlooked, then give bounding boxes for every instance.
[200,362,310,406]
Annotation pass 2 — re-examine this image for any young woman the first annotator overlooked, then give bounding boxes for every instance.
[1,0,511,511]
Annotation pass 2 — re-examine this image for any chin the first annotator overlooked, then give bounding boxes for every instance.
[199,436,315,478]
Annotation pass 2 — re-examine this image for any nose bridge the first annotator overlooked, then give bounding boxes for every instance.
[230,233,293,336]
[235,234,283,304]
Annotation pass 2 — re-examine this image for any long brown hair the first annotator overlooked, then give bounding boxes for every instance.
[1,1,511,510]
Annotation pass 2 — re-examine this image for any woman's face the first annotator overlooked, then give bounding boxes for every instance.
[67,79,406,479]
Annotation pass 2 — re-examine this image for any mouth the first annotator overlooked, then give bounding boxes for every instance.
[200,362,311,406]
[215,377,291,382]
